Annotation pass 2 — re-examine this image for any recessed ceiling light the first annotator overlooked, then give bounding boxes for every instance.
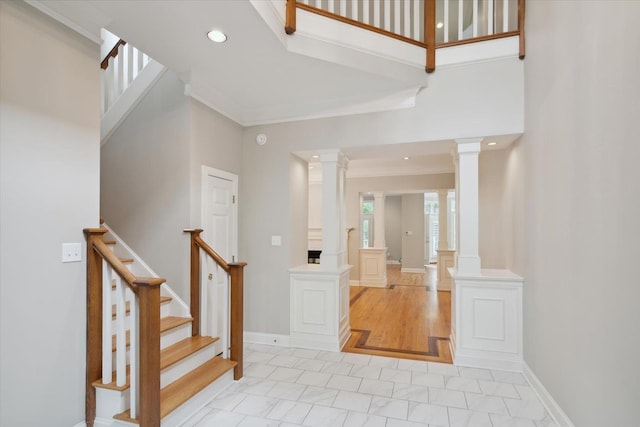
[436,22,444,29]
[207,30,227,43]
[403,156,410,160]
[312,155,320,159]
[487,142,497,146]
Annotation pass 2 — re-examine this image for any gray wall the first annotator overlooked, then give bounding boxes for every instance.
[400,194,425,269]
[384,196,402,262]
[345,174,454,279]
[479,149,509,268]
[0,2,100,425]
[101,73,243,303]
[101,71,192,301]
[510,1,640,425]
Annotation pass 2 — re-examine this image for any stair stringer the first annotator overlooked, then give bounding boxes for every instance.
[101,60,167,144]
[101,222,190,319]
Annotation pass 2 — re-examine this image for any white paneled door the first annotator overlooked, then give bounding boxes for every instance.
[202,167,238,357]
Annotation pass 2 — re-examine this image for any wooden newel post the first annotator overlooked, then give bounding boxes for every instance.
[135,277,164,427]
[425,0,436,73]
[83,228,109,427]
[229,262,247,380]
[185,229,203,337]
[285,0,297,34]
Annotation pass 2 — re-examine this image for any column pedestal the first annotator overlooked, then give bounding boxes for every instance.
[436,249,455,291]
[449,268,523,371]
[358,248,387,287]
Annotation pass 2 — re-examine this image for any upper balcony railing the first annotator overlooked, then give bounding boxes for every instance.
[285,0,524,73]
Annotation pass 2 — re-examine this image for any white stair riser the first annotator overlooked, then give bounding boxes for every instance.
[95,387,130,419]
[160,344,218,388]
[159,370,235,427]
[110,302,172,331]
[97,344,219,421]
[110,322,193,371]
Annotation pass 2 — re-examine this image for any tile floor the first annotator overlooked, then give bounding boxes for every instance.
[181,343,557,427]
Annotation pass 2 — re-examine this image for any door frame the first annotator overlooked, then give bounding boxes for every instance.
[200,165,239,262]
[200,166,238,352]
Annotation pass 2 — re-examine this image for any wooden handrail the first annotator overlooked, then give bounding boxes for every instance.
[84,228,164,427]
[184,228,246,379]
[285,0,527,73]
[101,39,126,70]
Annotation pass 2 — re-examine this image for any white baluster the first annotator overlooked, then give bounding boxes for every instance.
[129,288,138,419]
[314,0,321,8]
[503,0,509,32]
[403,0,410,37]
[137,49,144,73]
[339,0,346,17]
[488,0,494,35]
[458,0,464,40]
[143,54,149,68]
[384,0,391,31]
[394,0,400,35]
[352,0,358,22]
[413,0,420,41]
[222,275,230,359]
[472,0,478,37]
[126,44,134,89]
[373,0,380,27]
[363,0,370,24]
[444,0,449,42]
[116,44,124,97]
[115,275,126,387]
[328,0,334,13]
[107,56,116,113]
[102,261,113,384]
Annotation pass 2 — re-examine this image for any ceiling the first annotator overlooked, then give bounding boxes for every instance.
[30,0,521,176]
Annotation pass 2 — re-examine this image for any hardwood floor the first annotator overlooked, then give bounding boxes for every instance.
[343,264,452,363]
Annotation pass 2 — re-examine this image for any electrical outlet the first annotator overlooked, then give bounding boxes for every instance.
[62,243,82,263]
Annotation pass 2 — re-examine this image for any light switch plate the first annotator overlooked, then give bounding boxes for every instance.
[271,235,282,246]
[62,243,82,263]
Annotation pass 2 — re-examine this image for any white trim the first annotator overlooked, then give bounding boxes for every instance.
[386,260,401,265]
[244,331,291,347]
[349,280,361,286]
[73,417,113,427]
[454,352,523,372]
[400,267,425,273]
[523,363,576,427]
[24,1,101,44]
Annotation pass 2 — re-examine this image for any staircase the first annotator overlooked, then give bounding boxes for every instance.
[84,225,244,426]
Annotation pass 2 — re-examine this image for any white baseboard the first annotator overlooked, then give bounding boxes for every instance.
[244,331,290,347]
[523,363,575,427]
[400,267,425,273]
[349,280,360,286]
[74,417,113,427]
[386,260,401,265]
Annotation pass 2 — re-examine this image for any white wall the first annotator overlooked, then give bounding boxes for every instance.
[511,1,640,425]
[101,71,192,301]
[385,196,402,262]
[400,194,425,269]
[0,2,100,425]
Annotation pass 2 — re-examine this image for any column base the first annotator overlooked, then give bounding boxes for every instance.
[358,248,387,288]
[449,268,524,371]
[289,264,352,351]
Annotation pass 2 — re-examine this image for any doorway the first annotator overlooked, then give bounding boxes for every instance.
[201,166,238,356]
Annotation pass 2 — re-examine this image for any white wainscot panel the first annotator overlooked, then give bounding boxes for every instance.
[358,248,387,287]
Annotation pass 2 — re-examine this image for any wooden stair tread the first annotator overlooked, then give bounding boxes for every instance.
[112,316,193,351]
[111,296,171,318]
[113,357,237,423]
[94,336,218,391]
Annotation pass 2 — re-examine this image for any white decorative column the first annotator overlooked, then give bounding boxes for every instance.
[359,191,387,287]
[289,150,352,351]
[320,150,348,270]
[436,189,455,291]
[455,139,482,275]
[448,138,524,371]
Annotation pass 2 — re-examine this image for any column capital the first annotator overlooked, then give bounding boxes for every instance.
[319,149,349,167]
[455,138,483,154]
